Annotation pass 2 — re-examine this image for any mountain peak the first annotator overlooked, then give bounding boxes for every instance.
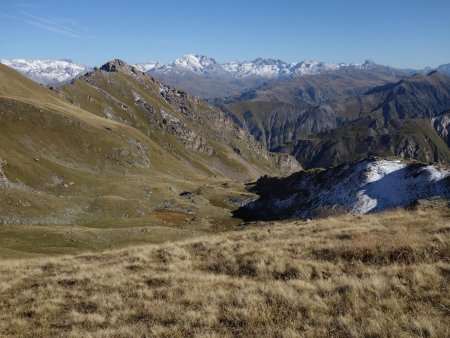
[171,54,218,71]
[100,59,130,72]
[360,59,377,68]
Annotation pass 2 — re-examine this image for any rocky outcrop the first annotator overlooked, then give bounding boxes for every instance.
[159,109,213,155]
[268,153,303,176]
[432,113,450,146]
[0,159,8,187]
[100,59,129,73]
[235,158,450,221]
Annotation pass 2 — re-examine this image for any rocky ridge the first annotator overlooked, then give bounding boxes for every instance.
[236,158,450,220]
[58,59,302,179]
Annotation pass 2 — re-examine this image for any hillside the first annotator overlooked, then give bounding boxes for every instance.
[58,60,300,180]
[223,70,421,150]
[0,62,299,256]
[0,206,448,336]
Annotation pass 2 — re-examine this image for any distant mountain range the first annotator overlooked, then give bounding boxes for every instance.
[134,54,380,78]
[2,54,449,91]
[0,59,90,85]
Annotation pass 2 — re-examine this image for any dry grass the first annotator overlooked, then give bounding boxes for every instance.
[0,207,449,337]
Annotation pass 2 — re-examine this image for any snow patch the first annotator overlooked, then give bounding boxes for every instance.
[244,159,450,219]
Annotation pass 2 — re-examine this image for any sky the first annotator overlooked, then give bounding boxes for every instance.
[0,0,449,69]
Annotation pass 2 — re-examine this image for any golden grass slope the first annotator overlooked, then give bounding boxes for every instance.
[0,63,259,251]
[0,206,448,337]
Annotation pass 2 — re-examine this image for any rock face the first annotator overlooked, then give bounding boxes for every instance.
[159,108,213,155]
[235,158,450,221]
[0,159,8,187]
[432,113,450,146]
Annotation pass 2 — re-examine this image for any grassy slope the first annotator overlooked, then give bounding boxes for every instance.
[59,64,294,180]
[0,64,262,255]
[0,206,448,337]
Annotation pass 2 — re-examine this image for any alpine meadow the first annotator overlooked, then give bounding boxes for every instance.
[0,0,449,337]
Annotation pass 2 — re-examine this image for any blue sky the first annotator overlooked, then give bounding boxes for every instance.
[0,0,449,68]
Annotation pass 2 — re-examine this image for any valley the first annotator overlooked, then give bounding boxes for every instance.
[0,56,449,259]
[0,61,299,258]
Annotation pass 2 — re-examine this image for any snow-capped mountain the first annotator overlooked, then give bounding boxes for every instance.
[133,60,162,73]
[141,54,379,79]
[135,55,223,75]
[423,63,450,77]
[437,64,450,76]
[169,54,220,72]
[2,55,448,88]
[0,59,90,85]
[222,58,291,78]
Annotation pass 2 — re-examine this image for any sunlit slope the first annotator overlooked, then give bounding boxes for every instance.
[59,60,300,180]
[0,64,264,252]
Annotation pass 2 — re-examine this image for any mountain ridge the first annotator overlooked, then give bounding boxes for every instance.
[5,55,448,87]
[136,54,394,79]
